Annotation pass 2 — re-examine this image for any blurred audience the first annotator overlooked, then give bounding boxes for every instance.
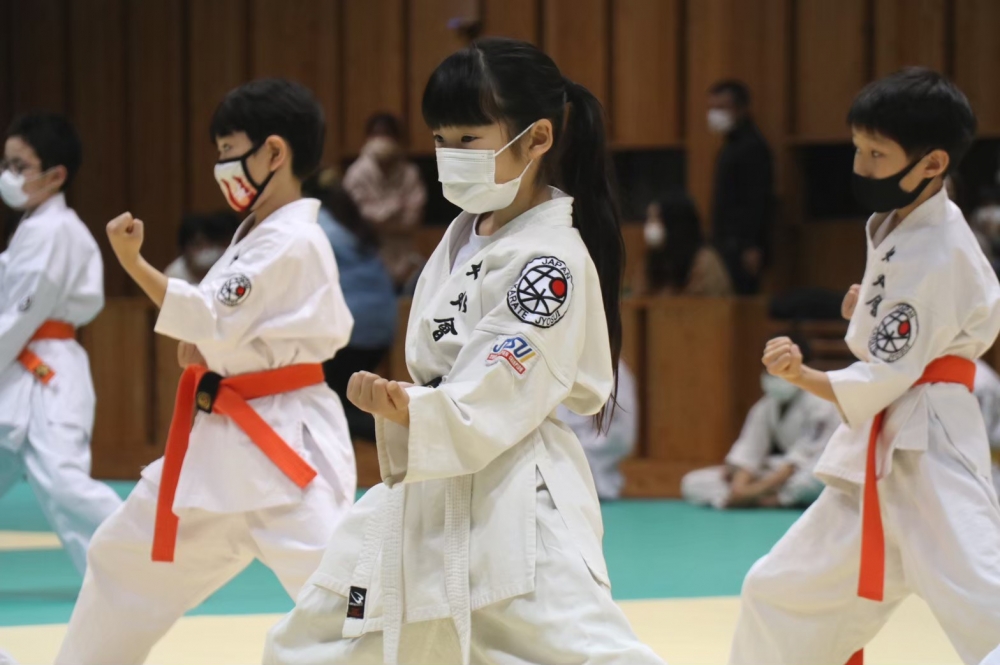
[164,211,240,284]
[306,169,397,441]
[557,361,638,500]
[343,112,427,290]
[707,80,774,295]
[681,337,840,509]
[971,185,1000,275]
[644,191,732,296]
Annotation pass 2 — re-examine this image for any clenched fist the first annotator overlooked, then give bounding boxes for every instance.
[842,284,861,321]
[347,371,411,427]
[106,212,144,269]
[762,336,803,382]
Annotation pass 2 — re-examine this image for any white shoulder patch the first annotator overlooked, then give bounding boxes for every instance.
[868,303,918,362]
[485,334,538,377]
[506,256,573,328]
[217,274,252,307]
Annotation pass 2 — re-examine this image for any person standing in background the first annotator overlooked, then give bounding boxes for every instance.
[0,112,122,575]
[343,113,427,290]
[707,80,774,295]
[164,211,240,285]
[306,169,397,442]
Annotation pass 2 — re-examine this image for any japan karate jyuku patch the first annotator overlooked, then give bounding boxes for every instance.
[485,335,537,376]
[217,274,252,306]
[507,256,573,328]
[869,303,918,362]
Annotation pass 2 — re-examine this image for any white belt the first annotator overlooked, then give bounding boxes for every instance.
[381,476,473,664]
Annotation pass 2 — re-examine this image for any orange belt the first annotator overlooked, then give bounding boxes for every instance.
[152,363,323,562]
[847,355,976,665]
[18,320,76,384]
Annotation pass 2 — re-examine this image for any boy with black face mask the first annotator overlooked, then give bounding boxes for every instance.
[731,68,1000,665]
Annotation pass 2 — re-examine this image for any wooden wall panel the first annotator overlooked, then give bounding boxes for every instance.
[188,0,249,212]
[794,0,868,141]
[251,0,340,165]
[954,0,1000,136]
[343,0,406,155]
[86,300,156,479]
[874,0,946,77]
[644,298,735,466]
[9,0,68,114]
[407,0,475,154]
[611,0,681,148]
[799,221,868,291]
[544,0,609,106]
[127,0,185,273]
[483,0,538,43]
[69,0,129,296]
[0,0,11,136]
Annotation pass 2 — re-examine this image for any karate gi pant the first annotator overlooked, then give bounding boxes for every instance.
[0,417,121,575]
[728,422,1000,665]
[680,463,823,508]
[55,472,351,665]
[264,488,666,665]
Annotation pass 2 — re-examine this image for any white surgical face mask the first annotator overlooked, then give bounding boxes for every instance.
[190,246,225,271]
[761,374,800,405]
[0,170,31,209]
[707,109,734,135]
[436,123,536,214]
[644,219,666,248]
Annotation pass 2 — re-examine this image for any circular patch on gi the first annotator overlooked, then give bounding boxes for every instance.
[17,296,31,312]
[868,303,918,362]
[217,274,252,307]
[507,256,573,328]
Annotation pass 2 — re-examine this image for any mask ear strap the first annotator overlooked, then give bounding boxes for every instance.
[495,122,537,157]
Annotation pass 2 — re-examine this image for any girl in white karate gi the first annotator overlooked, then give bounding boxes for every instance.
[265,37,665,665]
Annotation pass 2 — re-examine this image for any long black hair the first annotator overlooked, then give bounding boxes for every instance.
[422,37,624,428]
[647,190,704,292]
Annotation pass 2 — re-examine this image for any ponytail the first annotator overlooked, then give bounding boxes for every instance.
[559,79,624,430]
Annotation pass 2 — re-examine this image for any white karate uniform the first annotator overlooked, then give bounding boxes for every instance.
[729,189,1000,665]
[56,199,357,665]
[556,360,638,500]
[973,359,1000,496]
[0,193,121,574]
[681,390,839,508]
[265,189,663,665]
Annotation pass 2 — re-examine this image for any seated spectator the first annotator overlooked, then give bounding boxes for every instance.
[645,191,732,296]
[556,361,638,501]
[164,211,239,284]
[343,112,427,290]
[681,337,840,508]
[973,359,1000,497]
[306,169,397,441]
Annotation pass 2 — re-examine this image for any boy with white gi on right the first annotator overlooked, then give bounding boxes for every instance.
[730,68,1000,665]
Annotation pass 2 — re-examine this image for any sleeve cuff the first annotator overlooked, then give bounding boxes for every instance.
[375,386,435,486]
[155,278,207,342]
[828,366,872,429]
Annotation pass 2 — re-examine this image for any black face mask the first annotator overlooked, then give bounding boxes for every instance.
[851,155,934,214]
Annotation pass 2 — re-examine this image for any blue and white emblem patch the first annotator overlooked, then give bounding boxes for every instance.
[485,335,537,376]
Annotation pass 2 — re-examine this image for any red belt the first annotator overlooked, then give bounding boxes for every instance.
[152,363,323,562]
[18,320,76,384]
[847,355,976,665]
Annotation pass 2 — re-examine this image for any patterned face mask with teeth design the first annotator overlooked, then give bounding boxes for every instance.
[214,143,274,213]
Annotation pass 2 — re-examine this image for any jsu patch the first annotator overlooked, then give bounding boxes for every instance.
[869,303,917,362]
[507,256,572,328]
[217,274,252,307]
[486,335,537,376]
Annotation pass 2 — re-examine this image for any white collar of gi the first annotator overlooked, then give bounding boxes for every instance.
[451,186,574,242]
[22,192,68,221]
[234,197,322,244]
[865,185,950,249]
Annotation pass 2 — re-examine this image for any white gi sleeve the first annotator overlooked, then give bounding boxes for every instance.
[155,232,351,352]
[828,296,958,428]
[377,254,610,485]
[724,398,775,472]
[783,399,841,470]
[0,223,73,371]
